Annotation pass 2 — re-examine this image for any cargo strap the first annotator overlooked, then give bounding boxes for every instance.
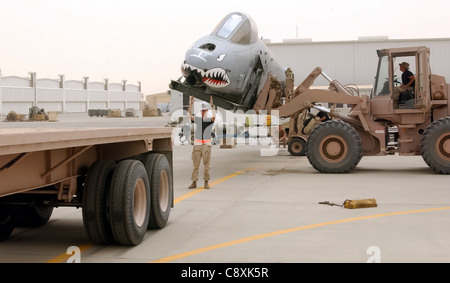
[319,200,347,207]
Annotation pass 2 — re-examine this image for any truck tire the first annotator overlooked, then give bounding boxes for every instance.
[288,137,307,156]
[421,117,450,174]
[0,224,13,241]
[109,160,150,246]
[306,120,363,173]
[16,202,53,228]
[140,153,173,229]
[82,160,117,245]
[0,206,16,241]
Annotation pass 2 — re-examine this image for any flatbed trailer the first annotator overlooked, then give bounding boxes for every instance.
[0,127,174,246]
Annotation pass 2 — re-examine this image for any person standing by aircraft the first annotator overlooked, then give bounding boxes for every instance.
[278,125,287,147]
[188,96,216,190]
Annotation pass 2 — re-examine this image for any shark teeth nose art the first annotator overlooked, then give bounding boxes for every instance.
[202,68,230,88]
[182,63,230,88]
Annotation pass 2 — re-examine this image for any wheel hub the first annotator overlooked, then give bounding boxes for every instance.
[437,133,450,160]
[159,170,170,212]
[293,142,303,153]
[320,135,347,163]
[133,178,147,227]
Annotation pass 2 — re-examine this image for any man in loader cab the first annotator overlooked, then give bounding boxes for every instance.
[396,62,416,107]
[400,62,415,89]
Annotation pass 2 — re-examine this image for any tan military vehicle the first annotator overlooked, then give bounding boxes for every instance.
[271,46,449,174]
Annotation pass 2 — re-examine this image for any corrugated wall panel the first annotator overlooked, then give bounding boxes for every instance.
[0,71,143,115]
[267,38,450,87]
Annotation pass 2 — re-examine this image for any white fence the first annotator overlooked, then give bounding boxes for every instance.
[0,70,143,116]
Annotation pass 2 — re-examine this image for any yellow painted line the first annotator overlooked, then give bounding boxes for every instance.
[46,167,257,263]
[150,206,450,263]
[174,167,257,204]
[45,244,94,263]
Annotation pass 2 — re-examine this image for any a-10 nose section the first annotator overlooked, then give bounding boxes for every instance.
[172,12,287,112]
[181,39,231,89]
[182,62,230,88]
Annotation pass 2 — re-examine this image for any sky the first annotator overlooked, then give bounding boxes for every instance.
[0,0,449,95]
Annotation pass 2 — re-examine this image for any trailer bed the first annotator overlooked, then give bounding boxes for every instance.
[0,126,174,245]
[0,127,173,155]
[0,127,173,197]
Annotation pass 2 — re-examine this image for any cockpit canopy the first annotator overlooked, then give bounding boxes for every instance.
[212,12,259,44]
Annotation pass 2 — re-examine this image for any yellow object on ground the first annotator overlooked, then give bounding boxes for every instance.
[344,199,378,209]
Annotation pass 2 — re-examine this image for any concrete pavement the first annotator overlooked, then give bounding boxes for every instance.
[0,113,449,263]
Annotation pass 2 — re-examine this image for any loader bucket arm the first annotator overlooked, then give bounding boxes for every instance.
[273,88,362,118]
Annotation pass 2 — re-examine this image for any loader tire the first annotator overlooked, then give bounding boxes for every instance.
[421,117,450,174]
[306,120,362,173]
[288,137,307,156]
[109,160,150,246]
[82,160,117,245]
[140,153,173,229]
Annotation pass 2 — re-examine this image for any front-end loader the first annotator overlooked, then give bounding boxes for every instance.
[271,46,449,174]
[171,46,449,174]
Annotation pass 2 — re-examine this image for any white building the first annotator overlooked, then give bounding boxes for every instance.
[266,37,450,94]
[0,70,143,116]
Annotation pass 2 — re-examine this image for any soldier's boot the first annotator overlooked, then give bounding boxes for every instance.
[188,181,197,189]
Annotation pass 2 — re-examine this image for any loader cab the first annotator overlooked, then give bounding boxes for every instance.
[371,47,431,121]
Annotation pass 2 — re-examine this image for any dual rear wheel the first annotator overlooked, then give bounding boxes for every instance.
[82,153,172,246]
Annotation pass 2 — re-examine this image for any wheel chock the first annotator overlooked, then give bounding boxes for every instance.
[343,199,377,209]
[319,199,378,209]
